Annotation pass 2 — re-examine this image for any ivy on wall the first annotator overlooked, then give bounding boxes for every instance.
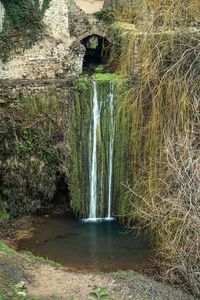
[0,0,51,61]
[0,89,70,216]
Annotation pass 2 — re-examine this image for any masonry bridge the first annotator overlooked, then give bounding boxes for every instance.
[0,0,111,79]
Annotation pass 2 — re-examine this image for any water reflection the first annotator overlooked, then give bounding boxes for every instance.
[17,217,153,272]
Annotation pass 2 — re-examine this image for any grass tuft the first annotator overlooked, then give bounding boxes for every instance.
[0,242,16,256]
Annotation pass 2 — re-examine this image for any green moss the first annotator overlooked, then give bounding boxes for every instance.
[0,210,9,220]
[93,73,122,83]
[0,242,16,256]
[76,77,90,93]
[94,1,137,24]
[25,251,60,269]
[0,108,5,115]
[94,65,108,74]
[0,90,70,216]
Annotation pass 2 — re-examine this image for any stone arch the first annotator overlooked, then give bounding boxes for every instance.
[80,33,111,69]
[78,28,110,42]
[0,1,5,32]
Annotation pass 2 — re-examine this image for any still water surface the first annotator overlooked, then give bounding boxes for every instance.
[17,217,153,272]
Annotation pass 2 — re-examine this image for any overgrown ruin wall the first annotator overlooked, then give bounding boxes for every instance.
[0,2,4,32]
[0,0,107,80]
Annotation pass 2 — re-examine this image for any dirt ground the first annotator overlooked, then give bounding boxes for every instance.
[0,217,197,299]
[0,250,196,300]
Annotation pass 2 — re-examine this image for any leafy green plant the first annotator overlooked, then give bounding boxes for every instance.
[0,0,51,61]
[77,77,90,93]
[0,210,9,220]
[89,287,113,300]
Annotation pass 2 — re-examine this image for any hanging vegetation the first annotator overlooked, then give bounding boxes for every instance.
[0,90,70,216]
[109,0,200,295]
[98,0,200,26]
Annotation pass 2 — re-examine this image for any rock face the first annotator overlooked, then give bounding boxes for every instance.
[0,2,5,32]
[43,0,70,40]
[0,0,107,80]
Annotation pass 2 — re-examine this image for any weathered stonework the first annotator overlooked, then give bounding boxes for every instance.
[0,1,5,32]
[0,79,74,97]
[43,0,70,40]
[0,0,108,80]
[68,0,107,39]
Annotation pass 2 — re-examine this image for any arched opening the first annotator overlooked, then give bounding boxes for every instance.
[80,34,111,70]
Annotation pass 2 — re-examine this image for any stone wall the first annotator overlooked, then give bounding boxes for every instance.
[0,0,108,80]
[0,0,76,80]
[68,0,107,39]
[0,79,74,98]
[43,0,70,40]
[0,1,5,32]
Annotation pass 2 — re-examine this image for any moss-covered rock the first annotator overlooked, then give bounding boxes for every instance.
[0,90,70,216]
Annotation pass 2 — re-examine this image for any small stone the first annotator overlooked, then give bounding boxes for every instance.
[17,291,27,297]
[31,200,41,210]
[0,98,5,104]
[15,281,26,290]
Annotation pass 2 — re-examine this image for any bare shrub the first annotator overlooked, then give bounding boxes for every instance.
[110,0,200,294]
[127,129,200,295]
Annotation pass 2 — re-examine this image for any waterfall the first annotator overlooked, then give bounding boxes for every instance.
[107,82,115,219]
[73,79,116,222]
[86,81,115,222]
[89,81,100,220]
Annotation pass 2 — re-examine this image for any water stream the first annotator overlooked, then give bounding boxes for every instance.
[107,82,115,219]
[86,81,115,221]
[88,81,100,221]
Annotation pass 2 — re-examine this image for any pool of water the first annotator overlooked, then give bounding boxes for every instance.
[16,216,153,272]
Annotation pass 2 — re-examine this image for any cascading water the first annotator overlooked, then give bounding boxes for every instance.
[71,78,117,221]
[89,81,100,220]
[86,80,115,222]
[107,83,115,220]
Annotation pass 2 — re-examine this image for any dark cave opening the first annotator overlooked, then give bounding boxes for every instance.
[80,34,111,70]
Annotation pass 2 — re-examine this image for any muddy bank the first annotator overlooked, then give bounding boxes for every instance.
[0,212,68,248]
[0,249,196,300]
